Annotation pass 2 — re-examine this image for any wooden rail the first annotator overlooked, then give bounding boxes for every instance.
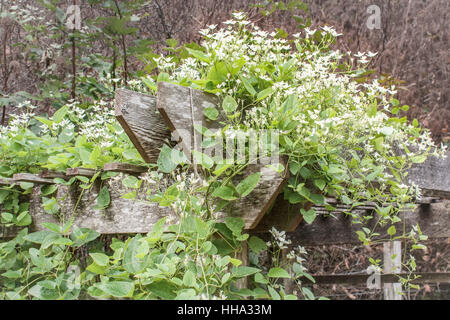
[303,272,450,285]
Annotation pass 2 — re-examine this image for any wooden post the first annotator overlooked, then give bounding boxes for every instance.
[383,241,402,300]
[282,248,295,294]
[235,241,249,290]
[115,88,171,163]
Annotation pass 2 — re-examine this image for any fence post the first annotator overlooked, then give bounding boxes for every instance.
[383,241,402,300]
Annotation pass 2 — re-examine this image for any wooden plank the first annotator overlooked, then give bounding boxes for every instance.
[157,82,287,230]
[234,242,249,289]
[383,241,402,300]
[12,173,54,184]
[0,225,21,238]
[263,200,450,245]
[29,178,177,234]
[0,177,14,186]
[157,82,223,161]
[302,272,450,285]
[66,168,97,178]
[115,88,171,163]
[38,170,68,180]
[219,162,287,230]
[103,163,148,174]
[406,152,450,199]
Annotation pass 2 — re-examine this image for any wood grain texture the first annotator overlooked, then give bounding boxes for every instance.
[0,225,21,238]
[115,88,171,163]
[0,177,14,186]
[157,82,223,160]
[39,170,68,180]
[103,163,148,174]
[383,241,402,300]
[13,173,54,184]
[66,168,97,177]
[29,178,177,234]
[217,162,287,230]
[406,153,450,199]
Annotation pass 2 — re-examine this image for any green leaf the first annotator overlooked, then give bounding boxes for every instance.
[28,282,59,300]
[183,270,196,287]
[222,95,238,113]
[373,137,384,152]
[254,273,268,284]
[229,258,242,267]
[96,281,134,298]
[147,280,177,299]
[123,236,148,274]
[157,145,178,173]
[268,286,281,300]
[289,161,300,175]
[24,231,55,244]
[122,175,141,189]
[141,77,157,91]
[42,222,61,234]
[268,267,290,278]
[2,270,22,279]
[186,48,211,64]
[16,211,32,226]
[204,107,219,120]
[41,184,58,196]
[314,179,326,191]
[390,98,399,107]
[90,253,109,267]
[70,227,100,247]
[192,150,214,169]
[35,116,53,129]
[19,182,34,190]
[356,231,367,243]
[52,105,69,123]
[86,261,108,275]
[94,186,110,210]
[236,172,261,197]
[387,226,397,236]
[301,208,316,224]
[213,164,232,177]
[166,38,178,48]
[207,61,228,83]
[221,273,231,284]
[310,193,325,205]
[256,87,273,101]
[302,287,315,300]
[224,217,245,234]
[239,75,256,96]
[248,236,267,254]
[411,155,427,164]
[213,186,237,201]
[157,72,170,83]
[233,266,261,278]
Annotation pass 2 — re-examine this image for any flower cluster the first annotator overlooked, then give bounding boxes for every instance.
[268,227,292,250]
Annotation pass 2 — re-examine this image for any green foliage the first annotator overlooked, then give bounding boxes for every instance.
[1,9,445,300]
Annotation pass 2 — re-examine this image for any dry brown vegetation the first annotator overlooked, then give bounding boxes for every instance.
[1,1,448,144]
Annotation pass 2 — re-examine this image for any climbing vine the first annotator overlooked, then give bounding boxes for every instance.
[0,12,446,300]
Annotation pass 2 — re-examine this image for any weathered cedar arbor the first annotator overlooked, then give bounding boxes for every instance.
[1,83,449,295]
